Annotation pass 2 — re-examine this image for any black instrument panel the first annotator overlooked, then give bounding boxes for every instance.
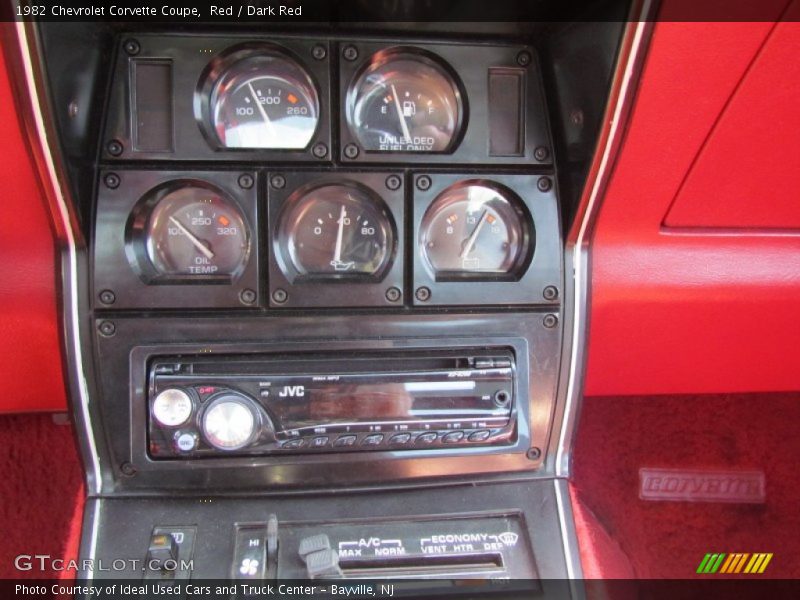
[103,34,551,165]
[95,33,560,311]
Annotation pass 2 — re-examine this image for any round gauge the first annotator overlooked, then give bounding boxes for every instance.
[204,48,319,149]
[420,182,533,279]
[346,49,464,153]
[152,388,193,428]
[143,184,249,279]
[201,393,258,451]
[277,183,394,278]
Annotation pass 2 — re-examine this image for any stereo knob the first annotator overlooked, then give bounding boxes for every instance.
[201,392,259,451]
[152,388,193,427]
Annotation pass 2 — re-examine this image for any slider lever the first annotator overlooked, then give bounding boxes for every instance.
[298,534,343,579]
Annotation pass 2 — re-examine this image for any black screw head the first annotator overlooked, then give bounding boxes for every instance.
[526,447,542,461]
[272,288,288,304]
[103,173,120,189]
[238,173,254,189]
[312,45,327,60]
[385,287,402,302]
[543,285,559,301]
[240,289,257,305]
[534,146,549,161]
[98,321,116,337]
[123,39,140,56]
[385,175,402,191]
[416,175,432,191]
[516,51,532,67]
[270,174,286,189]
[99,290,116,305]
[312,142,328,159]
[106,140,123,156]
[543,314,558,329]
[343,45,359,61]
[120,462,137,477]
[537,176,552,192]
[415,287,431,302]
[343,143,359,159]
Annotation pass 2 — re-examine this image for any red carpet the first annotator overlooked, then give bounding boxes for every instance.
[0,415,83,579]
[572,392,800,578]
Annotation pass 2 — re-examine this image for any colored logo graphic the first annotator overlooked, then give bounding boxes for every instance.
[697,553,773,574]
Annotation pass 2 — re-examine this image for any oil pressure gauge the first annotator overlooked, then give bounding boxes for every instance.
[276,182,395,280]
[346,49,464,153]
[420,181,533,280]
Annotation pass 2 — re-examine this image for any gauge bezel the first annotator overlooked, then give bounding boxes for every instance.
[344,46,467,156]
[267,172,406,308]
[412,174,562,307]
[125,178,252,286]
[194,42,322,152]
[274,180,397,284]
[419,180,534,282]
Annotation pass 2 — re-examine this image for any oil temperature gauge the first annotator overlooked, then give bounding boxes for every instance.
[276,182,395,279]
[130,183,250,281]
[420,182,533,280]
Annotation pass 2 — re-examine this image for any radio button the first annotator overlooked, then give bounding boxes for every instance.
[389,433,412,445]
[310,436,329,448]
[334,435,357,447]
[415,432,438,445]
[174,431,198,453]
[361,434,384,446]
[468,430,491,442]
[282,438,305,449]
[442,431,465,444]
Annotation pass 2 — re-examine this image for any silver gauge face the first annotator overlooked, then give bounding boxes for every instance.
[277,183,394,279]
[209,52,319,149]
[201,394,258,451]
[347,50,463,153]
[144,184,249,279]
[420,182,532,279]
[152,388,193,427]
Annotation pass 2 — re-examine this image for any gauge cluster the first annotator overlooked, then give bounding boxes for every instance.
[103,34,550,165]
[95,33,560,311]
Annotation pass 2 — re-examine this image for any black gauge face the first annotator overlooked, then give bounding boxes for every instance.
[347,51,463,153]
[420,183,532,278]
[145,185,249,278]
[278,184,394,278]
[209,52,319,149]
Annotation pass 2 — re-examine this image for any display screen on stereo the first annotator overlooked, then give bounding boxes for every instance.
[147,350,517,458]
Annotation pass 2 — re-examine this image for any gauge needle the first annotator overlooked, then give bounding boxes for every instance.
[333,203,346,264]
[391,84,413,142]
[247,81,277,138]
[169,216,215,260]
[460,210,489,258]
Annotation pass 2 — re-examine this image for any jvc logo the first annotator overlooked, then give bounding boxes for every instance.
[278,385,305,398]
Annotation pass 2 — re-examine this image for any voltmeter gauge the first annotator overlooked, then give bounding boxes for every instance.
[201,46,320,149]
[133,183,250,281]
[346,49,464,153]
[420,181,533,279]
[276,182,395,279]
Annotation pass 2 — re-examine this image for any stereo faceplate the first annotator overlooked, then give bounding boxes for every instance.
[148,350,517,459]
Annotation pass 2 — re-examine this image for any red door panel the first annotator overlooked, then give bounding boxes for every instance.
[0,44,67,413]
[585,19,800,396]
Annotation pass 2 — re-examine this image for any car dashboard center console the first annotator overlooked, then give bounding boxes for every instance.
[22,6,633,594]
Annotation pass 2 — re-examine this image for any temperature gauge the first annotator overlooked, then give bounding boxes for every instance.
[200,46,320,149]
[420,181,533,280]
[132,183,250,281]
